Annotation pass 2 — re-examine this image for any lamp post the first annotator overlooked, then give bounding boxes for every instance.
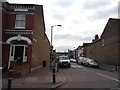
[50,25,61,69]
[51,25,61,46]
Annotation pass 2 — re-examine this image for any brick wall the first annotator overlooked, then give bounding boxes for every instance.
[2,2,50,75]
[86,18,119,65]
[32,5,50,67]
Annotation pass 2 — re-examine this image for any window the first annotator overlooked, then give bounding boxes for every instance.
[15,14,26,29]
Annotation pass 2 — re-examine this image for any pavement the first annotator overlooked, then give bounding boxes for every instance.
[99,64,120,72]
[2,63,120,89]
[2,65,66,89]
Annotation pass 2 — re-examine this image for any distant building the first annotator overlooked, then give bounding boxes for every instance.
[1,2,50,76]
[76,46,82,59]
[86,18,119,65]
[77,43,91,59]
[57,52,68,56]
[68,49,74,59]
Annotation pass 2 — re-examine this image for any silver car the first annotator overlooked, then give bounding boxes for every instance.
[78,57,88,65]
[84,59,99,68]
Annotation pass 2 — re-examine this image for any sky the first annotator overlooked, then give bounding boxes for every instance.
[7,0,118,52]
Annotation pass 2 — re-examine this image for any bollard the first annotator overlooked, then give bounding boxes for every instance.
[7,66,14,90]
[52,65,56,83]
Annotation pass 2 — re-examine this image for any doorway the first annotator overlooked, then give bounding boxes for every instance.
[14,46,24,62]
[9,45,27,62]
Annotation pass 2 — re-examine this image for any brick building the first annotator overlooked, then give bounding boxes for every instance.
[86,18,119,65]
[1,2,50,76]
[77,43,91,59]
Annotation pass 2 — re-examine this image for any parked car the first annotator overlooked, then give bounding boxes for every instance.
[70,58,77,63]
[84,58,99,68]
[78,57,88,65]
[58,56,71,68]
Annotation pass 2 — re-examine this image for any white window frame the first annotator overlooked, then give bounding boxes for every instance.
[15,14,26,29]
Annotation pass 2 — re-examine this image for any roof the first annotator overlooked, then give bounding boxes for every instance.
[2,1,41,7]
[101,18,120,38]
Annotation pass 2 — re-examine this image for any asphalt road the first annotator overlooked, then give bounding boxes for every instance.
[58,62,120,89]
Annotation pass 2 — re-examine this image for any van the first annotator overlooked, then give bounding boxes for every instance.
[58,56,71,68]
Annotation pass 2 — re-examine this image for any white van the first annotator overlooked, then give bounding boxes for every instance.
[58,56,71,68]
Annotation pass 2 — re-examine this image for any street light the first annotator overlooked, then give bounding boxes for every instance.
[51,25,61,46]
[50,25,61,69]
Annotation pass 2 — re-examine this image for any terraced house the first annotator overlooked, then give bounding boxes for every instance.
[1,1,50,76]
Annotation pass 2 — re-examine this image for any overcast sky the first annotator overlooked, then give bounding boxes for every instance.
[7,0,118,52]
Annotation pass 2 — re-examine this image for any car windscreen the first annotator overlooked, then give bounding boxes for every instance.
[59,57,69,60]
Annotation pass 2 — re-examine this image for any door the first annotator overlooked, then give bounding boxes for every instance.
[14,46,24,62]
[8,44,28,69]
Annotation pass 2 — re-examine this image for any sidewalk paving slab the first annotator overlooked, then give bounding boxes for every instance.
[2,66,66,89]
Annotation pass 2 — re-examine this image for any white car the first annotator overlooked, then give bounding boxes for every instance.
[58,56,71,68]
[78,57,88,65]
[70,58,77,63]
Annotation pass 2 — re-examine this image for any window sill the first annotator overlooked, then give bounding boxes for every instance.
[14,27,26,29]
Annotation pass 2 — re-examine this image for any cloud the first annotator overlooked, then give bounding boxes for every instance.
[55,0,73,7]
[54,34,93,42]
[52,13,65,20]
[83,2,110,9]
[88,6,118,21]
[55,45,74,52]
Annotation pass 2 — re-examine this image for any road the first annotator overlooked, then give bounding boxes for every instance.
[58,62,120,89]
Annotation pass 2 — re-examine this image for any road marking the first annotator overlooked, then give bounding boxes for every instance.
[71,65,81,68]
[81,67,89,71]
[62,71,72,88]
[95,72,120,82]
[71,65,89,71]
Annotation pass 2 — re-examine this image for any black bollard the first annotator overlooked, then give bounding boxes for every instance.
[7,66,14,90]
[52,65,56,83]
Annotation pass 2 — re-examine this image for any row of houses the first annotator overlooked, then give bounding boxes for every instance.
[0,1,51,76]
[75,18,120,66]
